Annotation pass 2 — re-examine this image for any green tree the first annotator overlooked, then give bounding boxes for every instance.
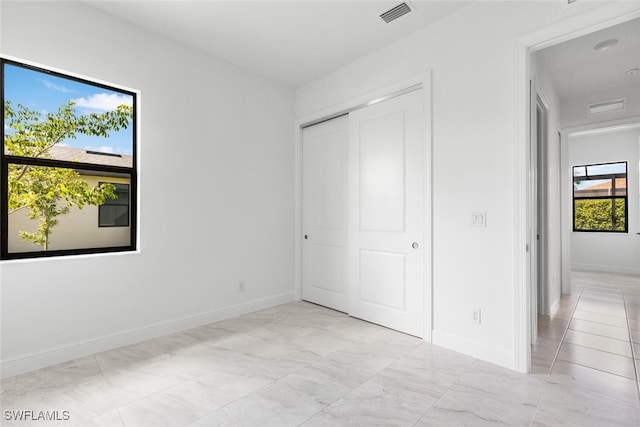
[574,198,626,231]
[4,100,133,250]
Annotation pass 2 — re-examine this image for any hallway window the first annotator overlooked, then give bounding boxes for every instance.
[573,161,627,232]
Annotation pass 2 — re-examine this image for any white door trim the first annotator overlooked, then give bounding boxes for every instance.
[513,4,640,373]
[294,72,433,341]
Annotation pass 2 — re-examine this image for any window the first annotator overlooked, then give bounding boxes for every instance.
[1,58,137,259]
[99,183,129,227]
[573,161,627,232]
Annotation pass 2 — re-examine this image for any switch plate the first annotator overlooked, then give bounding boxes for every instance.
[471,212,486,227]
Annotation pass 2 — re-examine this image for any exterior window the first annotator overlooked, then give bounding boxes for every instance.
[1,58,137,259]
[99,183,129,227]
[573,161,627,232]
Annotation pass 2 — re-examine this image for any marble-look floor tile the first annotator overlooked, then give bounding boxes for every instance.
[192,369,274,407]
[291,329,356,357]
[576,301,626,318]
[186,409,238,427]
[12,378,118,427]
[572,309,629,327]
[537,314,570,328]
[536,323,567,340]
[535,382,640,426]
[14,356,103,404]
[80,410,125,427]
[633,342,640,359]
[568,318,629,341]
[405,344,475,376]
[563,329,632,357]
[1,376,17,410]
[95,340,168,372]
[454,360,544,406]
[223,381,327,427]
[548,360,640,407]
[303,378,436,427]
[415,384,536,426]
[277,367,353,407]
[118,378,225,427]
[373,355,458,399]
[308,349,395,388]
[557,342,636,378]
[101,360,193,407]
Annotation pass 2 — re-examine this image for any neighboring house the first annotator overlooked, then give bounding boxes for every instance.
[574,177,627,198]
[8,146,132,253]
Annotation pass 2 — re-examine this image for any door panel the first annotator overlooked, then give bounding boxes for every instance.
[302,116,349,312]
[359,250,407,310]
[359,111,406,232]
[348,90,425,337]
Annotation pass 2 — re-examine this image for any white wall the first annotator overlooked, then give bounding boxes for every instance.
[531,53,563,311]
[296,0,623,368]
[569,127,640,274]
[0,1,295,376]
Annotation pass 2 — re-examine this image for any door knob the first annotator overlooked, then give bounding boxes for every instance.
[304,235,308,239]
[412,242,419,249]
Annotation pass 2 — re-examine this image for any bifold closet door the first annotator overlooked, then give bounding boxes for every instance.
[348,90,425,337]
[302,115,349,312]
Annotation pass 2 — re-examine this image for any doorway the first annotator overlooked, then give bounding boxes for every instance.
[515,6,640,373]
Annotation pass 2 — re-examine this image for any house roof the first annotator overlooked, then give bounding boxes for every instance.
[579,178,627,191]
[46,146,133,168]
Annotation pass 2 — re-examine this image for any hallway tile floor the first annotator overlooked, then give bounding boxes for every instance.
[1,271,639,426]
[533,270,640,410]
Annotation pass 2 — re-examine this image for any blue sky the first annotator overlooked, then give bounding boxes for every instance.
[573,162,627,190]
[4,63,133,156]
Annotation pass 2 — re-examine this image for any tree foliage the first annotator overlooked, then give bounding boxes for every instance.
[574,198,626,231]
[4,100,133,250]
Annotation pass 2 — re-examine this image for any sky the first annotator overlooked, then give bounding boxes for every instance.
[573,162,627,190]
[3,63,134,156]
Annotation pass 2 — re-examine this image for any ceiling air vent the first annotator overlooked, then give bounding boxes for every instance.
[588,98,626,115]
[380,2,413,24]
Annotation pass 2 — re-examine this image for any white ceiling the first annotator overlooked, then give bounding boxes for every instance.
[537,16,640,101]
[83,0,470,87]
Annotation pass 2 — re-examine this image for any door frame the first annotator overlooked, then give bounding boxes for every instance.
[294,72,433,341]
[513,4,640,373]
[529,78,550,347]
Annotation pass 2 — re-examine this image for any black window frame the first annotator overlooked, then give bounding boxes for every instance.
[99,182,130,228]
[572,161,627,233]
[1,57,137,260]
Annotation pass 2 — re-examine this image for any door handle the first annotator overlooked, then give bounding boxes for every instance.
[412,242,419,249]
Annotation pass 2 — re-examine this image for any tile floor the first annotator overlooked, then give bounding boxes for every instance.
[1,271,639,426]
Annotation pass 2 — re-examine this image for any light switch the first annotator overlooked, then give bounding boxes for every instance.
[471,212,486,227]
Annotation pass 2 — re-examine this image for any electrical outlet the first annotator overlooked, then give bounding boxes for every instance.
[472,309,482,324]
[238,281,245,292]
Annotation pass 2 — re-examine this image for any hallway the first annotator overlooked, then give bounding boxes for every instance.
[533,270,640,407]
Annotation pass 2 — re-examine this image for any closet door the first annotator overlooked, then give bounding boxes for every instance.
[348,90,425,337]
[302,116,349,312]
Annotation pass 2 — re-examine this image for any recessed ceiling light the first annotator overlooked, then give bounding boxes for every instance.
[594,39,619,51]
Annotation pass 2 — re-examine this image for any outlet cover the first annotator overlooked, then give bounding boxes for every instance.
[472,309,481,324]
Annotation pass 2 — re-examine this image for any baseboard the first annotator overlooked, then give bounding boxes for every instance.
[1,292,294,378]
[572,263,640,276]
[432,329,514,371]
